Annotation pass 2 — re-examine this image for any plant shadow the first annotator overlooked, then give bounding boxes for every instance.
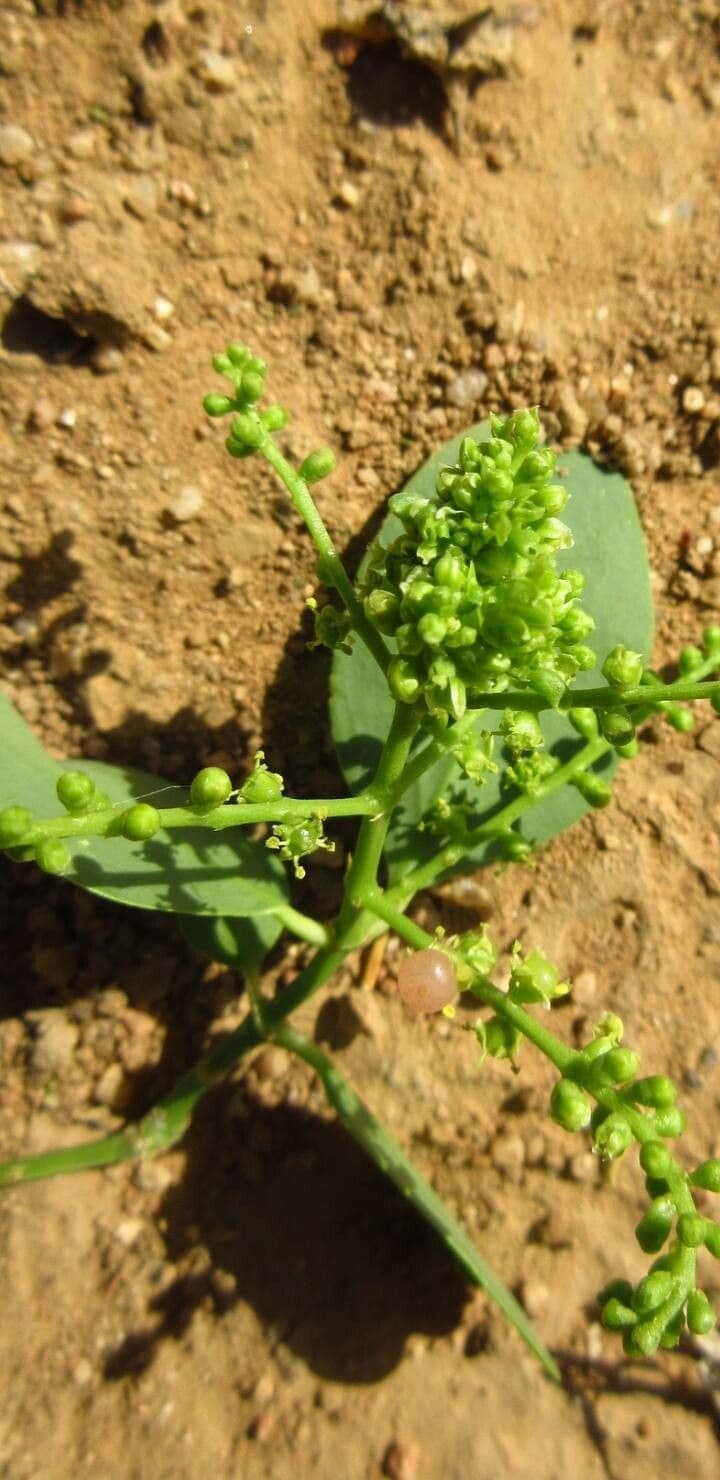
[102,1079,469,1385]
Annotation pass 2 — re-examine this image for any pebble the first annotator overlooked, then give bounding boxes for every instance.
[143,323,173,352]
[94,1062,129,1109]
[251,1373,275,1405]
[91,343,124,374]
[490,1132,526,1179]
[198,49,237,92]
[446,368,489,408]
[336,179,360,208]
[153,295,174,320]
[572,968,597,1005]
[553,383,589,440]
[382,1438,422,1480]
[28,398,56,431]
[66,128,96,160]
[519,1278,550,1318]
[683,385,705,414]
[134,1159,173,1194]
[356,465,381,490]
[0,123,35,166]
[57,408,77,430]
[567,1151,597,1184]
[114,1217,145,1248]
[123,174,159,220]
[168,485,204,522]
[29,1012,79,1074]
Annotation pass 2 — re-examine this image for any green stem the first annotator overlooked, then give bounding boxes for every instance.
[274,904,333,947]
[276,1022,560,1381]
[260,438,389,674]
[15,792,379,848]
[338,705,419,927]
[468,677,720,713]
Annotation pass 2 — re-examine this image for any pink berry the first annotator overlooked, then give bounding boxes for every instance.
[397,948,457,1018]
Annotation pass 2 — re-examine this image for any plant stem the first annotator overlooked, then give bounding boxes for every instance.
[260,438,389,674]
[274,904,333,947]
[16,792,380,847]
[468,677,720,713]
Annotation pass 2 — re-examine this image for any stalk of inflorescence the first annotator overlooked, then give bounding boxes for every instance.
[361,892,720,1356]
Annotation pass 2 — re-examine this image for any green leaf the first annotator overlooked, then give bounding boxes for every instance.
[179,912,282,972]
[0,691,289,917]
[331,431,653,876]
[277,1024,560,1380]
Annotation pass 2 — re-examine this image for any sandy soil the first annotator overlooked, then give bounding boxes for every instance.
[1,1,720,1476]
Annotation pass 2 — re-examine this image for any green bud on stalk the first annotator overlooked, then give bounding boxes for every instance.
[0,806,34,848]
[600,707,635,747]
[677,1213,707,1248]
[628,1075,677,1109]
[690,1159,720,1193]
[567,707,599,741]
[500,710,545,754]
[593,1113,633,1161]
[190,767,233,809]
[666,706,695,733]
[601,1298,637,1331]
[550,1078,591,1132]
[635,1197,675,1254]
[678,645,704,675]
[702,624,720,654]
[300,448,336,483]
[686,1290,716,1335]
[653,1105,687,1139]
[632,1271,677,1315]
[571,770,611,808]
[35,839,71,875]
[56,770,97,814]
[121,804,161,842]
[203,393,235,417]
[639,1141,673,1180]
[602,645,644,690]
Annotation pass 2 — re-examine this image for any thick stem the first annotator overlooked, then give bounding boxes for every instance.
[468,677,720,712]
[260,438,389,674]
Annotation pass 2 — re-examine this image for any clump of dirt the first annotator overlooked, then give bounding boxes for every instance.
[1,2,720,1476]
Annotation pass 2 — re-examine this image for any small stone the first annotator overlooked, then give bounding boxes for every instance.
[446,368,489,409]
[91,343,124,374]
[253,1047,289,1082]
[519,1278,550,1317]
[198,49,237,92]
[153,295,174,320]
[94,1062,129,1109]
[57,408,77,430]
[60,193,93,224]
[0,123,35,166]
[28,398,56,431]
[553,383,589,440]
[567,1151,597,1184]
[115,1217,145,1248]
[572,968,597,1005]
[356,465,381,490]
[123,174,159,220]
[491,1132,526,1178]
[168,485,204,522]
[683,386,705,414]
[142,323,172,352]
[66,128,96,160]
[73,1359,93,1387]
[382,1438,422,1480]
[30,1012,79,1074]
[251,1373,275,1405]
[134,1159,173,1193]
[336,179,360,207]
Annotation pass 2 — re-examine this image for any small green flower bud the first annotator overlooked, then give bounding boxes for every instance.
[632,1271,676,1315]
[230,412,265,449]
[500,710,544,755]
[511,948,567,1004]
[226,343,251,367]
[690,1159,720,1194]
[587,1046,641,1088]
[677,1212,707,1248]
[240,764,283,804]
[704,1224,720,1259]
[418,612,448,648]
[601,1298,637,1331]
[388,657,421,705]
[666,705,695,733]
[528,669,567,708]
[571,770,611,808]
[56,770,96,814]
[238,368,265,405]
[363,589,400,634]
[211,352,234,376]
[600,707,635,747]
[493,831,534,862]
[203,392,235,417]
[678,645,704,675]
[624,1318,663,1357]
[190,767,233,809]
[0,805,34,847]
[35,838,71,875]
[456,928,497,982]
[615,738,640,759]
[635,1197,675,1254]
[516,447,556,483]
[434,552,466,590]
[640,1141,673,1180]
[477,1016,520,1062]
[602,644,644,690]
[121,803,161,842]
[568,707,599,741]
[653,1105,687,1139]
[686,1289,715,1336]
[505,407,540,452]
[702,624,720,655]
[550,1078,591,1132]
[300,448,336,483]
[594,1113,633,1161]
[659,1311,685,1350]
[261,404,288,431]
[629,1075,677,1109]
[225,436,255,459]
[561,608,596,643]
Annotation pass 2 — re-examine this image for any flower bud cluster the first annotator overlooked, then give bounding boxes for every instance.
[203,343,288,457]
[359,409,596,721]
